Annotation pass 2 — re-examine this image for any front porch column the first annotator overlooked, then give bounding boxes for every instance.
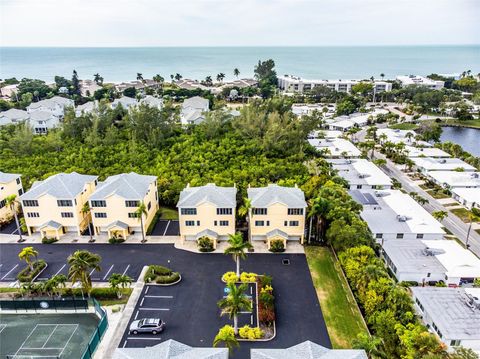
[55,229,60,240]
[123,229,127,239]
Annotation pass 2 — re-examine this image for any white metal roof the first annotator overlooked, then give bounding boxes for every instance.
[328,158,392,187]
[452,187,480,204]
[405,146,451,158]
[412,157,476,172]
[428,171,480,188]
[308,138,361,157]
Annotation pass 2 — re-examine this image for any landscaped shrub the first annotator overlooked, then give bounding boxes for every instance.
[42,237,58,244]
[257,275,275,325]
[109,237,125,244]
[240,272,257,283]
[17,260,47,282]
[238,325,264,339]
[269,239,285,253]
[399,281,419,287]
[144,265,180,284]
[63,287,119,299]
[222,271,239,284]
[197,236,215,252]
[146,210,161,235]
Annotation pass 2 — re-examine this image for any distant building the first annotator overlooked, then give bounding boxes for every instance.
[139,95,163,109]
[111,96,138,110]
[79,80,101,97]
[28,111,60,134]
[326,109,389,132]
[248,184,307,248]
[0,172,23,222]
[180,96,209,125]
[0,109,30,126]
[251,340,367,359]
[328,158,392,190]
[383,239,480,285]
[396,75,445,90]
[114,339,228,359]
[308,138,361,158]
[0,84,19,99]
[376,128,428,146]
[411,287,480,352]
[75,101,98,116]
[351,189,445,243]
[428,171,480,189]
[451,188,480,210]
[27,96,74,118]
[405,146,451,158]
[278,75,392,94]
[412,157,476,173]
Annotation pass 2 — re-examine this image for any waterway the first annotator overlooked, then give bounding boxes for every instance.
[440,126,480,156]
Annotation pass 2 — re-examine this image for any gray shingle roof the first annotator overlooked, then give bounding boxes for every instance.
[90,172,157,200]
[29,111,57,121]
[27,96,74,110]
[39,220,63,230]
[0,171,21,184]
[106,220,129,230]
[182,96,209,110]
[195,229,219,239]
[20,172,98,200]
[266,229,288,239]
[113,339,228,359]
[0,108,29,121]
[248,184,307,208]
[177,183,237,208]
[251,341,367,359]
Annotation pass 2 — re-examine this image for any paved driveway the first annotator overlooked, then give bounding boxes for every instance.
[0,244,331,358]
[150,220,180,236]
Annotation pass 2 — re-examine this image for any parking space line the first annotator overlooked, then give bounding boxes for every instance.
[1,264,18,280]
[162,221,171,236]
[103,265,114,280]
[89,268,96,276]
[251,315,253,325]
[54,264,66,276]
[140,298,145,307]
[135,311,139,320]
[145,286,149,295]
[127,337,163,340]
[138,308,170,311]
[123,340,127,348]
[122,264,130,276]
[144,295,173,299]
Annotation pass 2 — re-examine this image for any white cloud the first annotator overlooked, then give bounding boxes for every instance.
[0,0,479,46]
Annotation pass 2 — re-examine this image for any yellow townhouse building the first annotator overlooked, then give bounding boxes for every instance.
[248,184,307,248]
[0,172,24,223]
[20,172,98,239]
[89,172,158,239]
[177,183,237,247]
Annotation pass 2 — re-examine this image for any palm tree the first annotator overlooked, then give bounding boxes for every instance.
[44,274,67,297]
[18,246,38,271]
[93,73,103,85]
[81,203,94,243]
[378,133,388,145]
[353,333,385,358]
[237,198,251,219]
[216,73,225,83]
[108,273,133,298]
[170,74,174,83]
[432,210,448,223]
[213,325,239,353]
[6,194,23,242]
[224,233,252,276]
[233,68,240,79]
[136,73,144,82]
[174,73,183,81]
[67,250,101,296]
[380,73,385,80]
[153,74,164,84]
[135,202,148,243]
[217,283,251,334]
[308,197,331,242]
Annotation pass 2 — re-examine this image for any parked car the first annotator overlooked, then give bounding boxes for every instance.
[129,318,166,335]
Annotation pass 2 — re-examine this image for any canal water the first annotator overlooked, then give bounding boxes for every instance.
[440,126,480,157]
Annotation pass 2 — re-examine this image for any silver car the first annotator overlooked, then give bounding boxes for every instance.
[129,318,165,335]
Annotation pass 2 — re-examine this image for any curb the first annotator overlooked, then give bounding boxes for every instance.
[145,274,182,286]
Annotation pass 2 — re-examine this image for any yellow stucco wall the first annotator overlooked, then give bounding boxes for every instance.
[90,181,159,235]
[179,202,235,239]
[22,180,97,236]
[0,176,23,221]
[249,203,305,239]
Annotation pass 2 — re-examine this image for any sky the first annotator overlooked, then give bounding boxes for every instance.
[0,0,479,47]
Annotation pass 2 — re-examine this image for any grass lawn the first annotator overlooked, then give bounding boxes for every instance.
[450,207,480,223]
[0,287,19,293]
[389,123,419,130]
[305,246,368,349]
[442,119,480,129]
[443,202,458,207]
[428,190,451,199]
[159,207,179,220]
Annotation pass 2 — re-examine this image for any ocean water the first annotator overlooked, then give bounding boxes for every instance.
[1,46,479,83]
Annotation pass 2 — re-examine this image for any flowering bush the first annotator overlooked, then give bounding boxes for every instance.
[239,325,264,339]
[240,272,257,283]
[222,271,239,284]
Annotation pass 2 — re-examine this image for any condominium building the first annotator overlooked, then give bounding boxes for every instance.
[20,172,98,239]
[328,158,392,190]
[411,287,480,351]
[412,157,476,173]
[451,188,480,210]
[350,189,445,243]
[248,184,307,248]
[308,138,361,158]
[251,341,367,359]
[177,183,236,246]
[89,173,158,239]
[396,75,445,90]
[278,75,392,93]
[0,172,23,222]
[428,171,480,189]
[180,96,210,125]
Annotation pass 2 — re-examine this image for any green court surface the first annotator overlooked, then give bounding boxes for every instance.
[0,313,99,359]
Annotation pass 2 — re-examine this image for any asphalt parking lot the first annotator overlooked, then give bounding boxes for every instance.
[150,220,180,236]
[0,244,331,358]
[0,221,22,235]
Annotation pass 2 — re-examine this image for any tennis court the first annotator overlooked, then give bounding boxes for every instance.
[0,313,99,359]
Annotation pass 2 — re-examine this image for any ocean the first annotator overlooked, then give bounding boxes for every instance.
[0,46,479,83]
